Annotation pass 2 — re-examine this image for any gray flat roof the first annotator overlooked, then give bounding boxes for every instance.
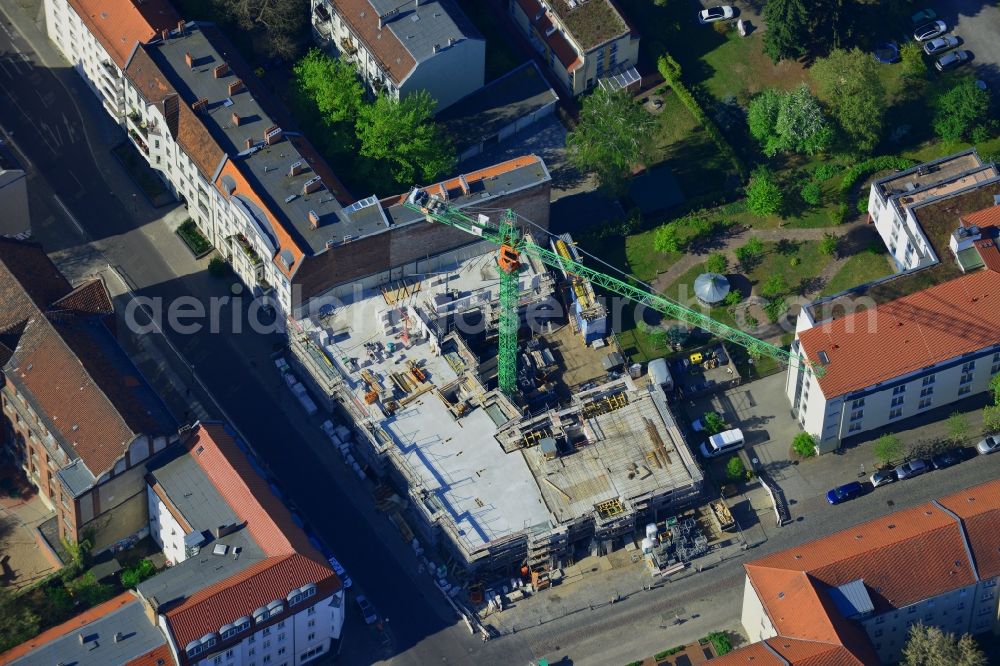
[148,24,344,254]
[371,0,481,66]
[8,597,165,666]
[139,448,265,609]
[438,62,557,153]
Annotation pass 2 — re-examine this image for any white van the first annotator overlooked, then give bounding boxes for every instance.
[699,428,745,458]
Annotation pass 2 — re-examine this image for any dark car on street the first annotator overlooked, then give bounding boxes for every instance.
[826,481,865,505]
[931,448,967,470]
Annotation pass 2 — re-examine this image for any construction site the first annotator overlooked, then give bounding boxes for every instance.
[286,194,705,577]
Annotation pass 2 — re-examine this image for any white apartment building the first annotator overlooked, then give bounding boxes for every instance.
[44,0,180,122]
[787,152,1000,452]
[510,0,640,96]
[310,0,485,111]
[732,479,1000,666]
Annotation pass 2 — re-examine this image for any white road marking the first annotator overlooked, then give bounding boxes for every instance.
[53,194,86,236]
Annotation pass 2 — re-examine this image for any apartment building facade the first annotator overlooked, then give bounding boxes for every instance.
[310,0,485,111]
[2,422,344,666]
[509,0,639,96]
[728,479,1000,666]
[44,0,180,122]
[0,240,178,551]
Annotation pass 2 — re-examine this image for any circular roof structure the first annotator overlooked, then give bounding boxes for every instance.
[694,272,731,305]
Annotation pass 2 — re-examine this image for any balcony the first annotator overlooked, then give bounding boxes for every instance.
[128,128,149,155]
[233,233,263,266]
[340,37,357,56]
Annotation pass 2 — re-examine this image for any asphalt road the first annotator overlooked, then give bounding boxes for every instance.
[0,6,491,665]
[935,0,1000,89]
[5,3,1000,666]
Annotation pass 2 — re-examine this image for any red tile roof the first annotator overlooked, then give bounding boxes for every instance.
[162,423,339,647]
[962,204,1000,229]
[515,0,582,71]
[66,0,179,68]
[0,593,138,663]
[0,240,173,475]
[332,0,417,84]
[733,479,1000,665]
[799,269,1000,397]
[125,644,174,666]
[936,478,1000,580]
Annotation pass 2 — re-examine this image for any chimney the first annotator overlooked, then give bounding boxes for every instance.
[458,174,470,195]
[191,97,208,112]
[245,138,253,150]
[448,37,455,47]
[184,52,193,69]
[379,15,384,29]
[213,63,230,78]
[308,210,320,229]
[228,79,244,95]
[177,19,185,34]
[264,125,283,145]
[113,632,123,644]
[160,28,169,41]
[231,112,240,126]
[288,161,305,177]
[432,44,440,54]
[302,176,323,195]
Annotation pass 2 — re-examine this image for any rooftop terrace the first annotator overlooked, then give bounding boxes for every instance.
[876,150,985,203]
[148,23,347,254]
[806,177,1000,323]
[549,0,630,51]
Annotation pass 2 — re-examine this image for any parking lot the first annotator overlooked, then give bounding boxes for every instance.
[934,0,1000,88]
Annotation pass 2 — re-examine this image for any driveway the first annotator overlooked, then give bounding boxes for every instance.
[935,0,1000,89]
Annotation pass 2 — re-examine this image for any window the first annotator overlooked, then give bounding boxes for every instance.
[851,398,865,409]
[307,632,316,641]
[263,627,271,637]
[279,633,286,642]
[308,619,315,628]
[908,606,918,615]
[874,629,883,637]
[981,590,995,602]
[920,386,934,397]
[850,410,864,421]
[307,607,316,616]
[278,647,286,656]
[893,385,906,395]
[962,360,976,372]
[992,363,1000,375]
[849,422,862,433]
[226,649,234,658]
[264,640,271,649]
[889,408,903,419]
[959,386,972,396]
[983,579,997,588]
[919,398,933,409]
[264,658,271,665]
[214,657,223,665]
[891,396,904,407]
[960,372,974,385]
[923,375,935,386]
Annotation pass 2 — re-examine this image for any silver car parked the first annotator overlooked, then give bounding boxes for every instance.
[923,35,959,56]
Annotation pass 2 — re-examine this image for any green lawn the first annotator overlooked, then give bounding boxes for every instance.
[747,240,826,295]
[821,251,894,296]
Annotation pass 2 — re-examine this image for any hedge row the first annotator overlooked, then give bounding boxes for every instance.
[838,156,917,195]
[657,54,749,181]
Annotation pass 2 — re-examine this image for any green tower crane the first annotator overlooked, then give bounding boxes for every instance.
[404,188,817,396]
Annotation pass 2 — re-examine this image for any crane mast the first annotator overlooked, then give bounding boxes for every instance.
[404,188,818,396]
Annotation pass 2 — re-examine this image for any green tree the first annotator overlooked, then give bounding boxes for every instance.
[990,373,1000,404]
[121,559,157,589]
[705,253,728,275]
[812,48,886,153]
[820,232,839,257]
[762,0,814,62]
[902,623,986,666]
[703,411,727,435]
[749,86,833,156]
[761,274,788,299]
[355,90,455,185]
[792,432,816,457]
[873,434,904,467]
[666,325,690,347]
[899,42,927,82]
[800,180,822,206]
[293,49,364,124]
[725,456,746,481]
[653,224,680,253]
[212,0,305,59]
[933,78,992,143]
[66,573,113,607]
[735,237,765,269]
[946,412,970,446]
[723,290,741,307]
[984,405,1000,434]
[567,87,655,193]
[0,586,41,652]
[745,167,784,217]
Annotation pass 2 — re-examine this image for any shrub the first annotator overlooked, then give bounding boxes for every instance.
[653,224,680,253]
[856,198,869,213]
[792,432,816,457]
[800,180,823,206]
[705,253,728,275]
[726,456,746,481]
[705,631,733,656]
[820,232,839,257]
[121,559,156,589]
[208,255,230,278]
[789,256,801,267]
[813,163,843,181]
[745,167,784,217]
[761,275,787,299]
[839,156,917,195]
[723,290,741,307]
[703,411,726,434]
[655,646,686,660]
[744,309,759,328]
[764,298,787,323]
[828,202,849,225]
